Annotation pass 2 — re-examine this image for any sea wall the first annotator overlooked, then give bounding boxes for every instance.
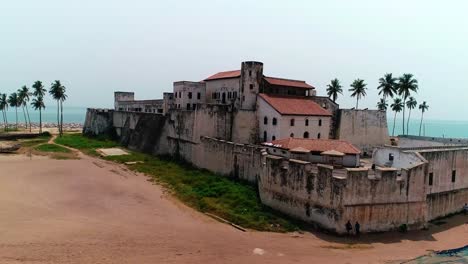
[258,156,428,233]
[336,109,390,155]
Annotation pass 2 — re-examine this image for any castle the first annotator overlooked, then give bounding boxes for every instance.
[84,61,467,234]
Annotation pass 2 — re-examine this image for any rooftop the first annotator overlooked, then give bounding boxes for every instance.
[264,76,314,89]
[263,138,361,155]
[258,93,331,116]
[204,70,241,81]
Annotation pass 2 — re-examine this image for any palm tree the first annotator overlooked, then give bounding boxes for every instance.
[31,97,46,133]
[0,94,7,131]
[18,86,32,131]
[326,78,343,102]
[377,98,388,111]
[406,97,417,135]
[419,101,429,136]
[397,74,418,135]
[390,98,404,136]
[49,80,67,136]
[32,81,46,133]
[8,93,19,129]
[377,73,397,100]
[349,79,367,109]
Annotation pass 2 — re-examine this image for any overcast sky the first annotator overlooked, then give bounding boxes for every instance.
[0,0,466,120]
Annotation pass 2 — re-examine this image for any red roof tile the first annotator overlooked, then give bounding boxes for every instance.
[259,93,331,116]
[204,70,241,81]
[263,138,361,155]
[264,77,314,89]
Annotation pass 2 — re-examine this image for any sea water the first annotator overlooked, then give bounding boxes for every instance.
[3,106,87,124]
[389,118,468,139]
[410,245,468,263]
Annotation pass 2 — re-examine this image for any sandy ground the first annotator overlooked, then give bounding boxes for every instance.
[0,153,466,264]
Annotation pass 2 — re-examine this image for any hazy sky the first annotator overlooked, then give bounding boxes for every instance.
[1,0,467,120]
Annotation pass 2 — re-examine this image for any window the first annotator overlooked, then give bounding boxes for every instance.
[290,133,294,138]
[175,92,177,98]
[192,104,196,110]
[305,119,309,126]
[318,119,322,126]
[303,131,309,138]
[249,84,254,90]
[317,133,321,139]
[188,92,192,99]
[228,92,232,99]
[452,170,456,182]
[264,116,268,125]
[197,92,201,100]
[290,119,295,126]
[263,131,267,142]
[233,92,237,99]
[429,172,433,186]
[186,103,191,110]
[272,118,277,126]
[272,136,276,141]
[242,95,245,101]
[178,92,181,98]
[249,70,252,77]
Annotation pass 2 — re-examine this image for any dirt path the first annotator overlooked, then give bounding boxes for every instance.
[0,152,466,263]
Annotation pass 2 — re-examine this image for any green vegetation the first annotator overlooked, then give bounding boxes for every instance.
[18,134,51,147]
[34,143,71,153]
[54,133,117,155]
[55,134,298,232]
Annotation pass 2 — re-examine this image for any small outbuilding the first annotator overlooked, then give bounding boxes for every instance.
[263,138,361,167]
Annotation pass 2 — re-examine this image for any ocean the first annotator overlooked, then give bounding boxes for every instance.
[410,245,468,263]
[3,106,87,124]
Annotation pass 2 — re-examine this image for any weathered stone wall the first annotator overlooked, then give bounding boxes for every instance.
[336,109,390,155]
[258,156,428,233]
[311,96,339,139]
[83,109,114,136]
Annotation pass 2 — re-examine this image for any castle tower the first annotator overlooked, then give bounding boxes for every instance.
[114,91,134,110]
[239,61,263,110]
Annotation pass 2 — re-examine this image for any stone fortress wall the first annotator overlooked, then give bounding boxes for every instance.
[84,108,468,234]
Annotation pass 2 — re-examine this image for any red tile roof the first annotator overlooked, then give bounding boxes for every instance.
[264,76,314,89]
[259,93,331,116]
[263,138,361,155]
[204,70,241,81]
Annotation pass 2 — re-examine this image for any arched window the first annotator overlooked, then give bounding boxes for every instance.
[290,119,295,126]
[304,131,309,138]
[263,131,267,142]
[272,136,276,141]
[305,119,309,126]
[272,118,277,125]
[317,133,321,139]
[264,116,268,125]
[290,133,294,138]
[318,119,322,126]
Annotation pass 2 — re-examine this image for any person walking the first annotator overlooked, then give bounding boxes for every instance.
[355,221,361,236]
[346,220,353,235]
[464,203,468,215]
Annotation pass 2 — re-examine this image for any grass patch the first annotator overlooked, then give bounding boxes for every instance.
[54,134,117,155]
[35,144,71,153]
[63,134,299,232]
[19,134,52,147]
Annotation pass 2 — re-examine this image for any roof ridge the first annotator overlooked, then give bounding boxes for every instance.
[264,76,306,83]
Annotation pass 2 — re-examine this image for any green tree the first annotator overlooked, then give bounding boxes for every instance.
[377,73,397,100]
[418,101,429,136]
[32,81,47,133]
[326,78,343,102]
[390,98,404,136]
[49,80,67,136]
[406,96,417,135]
[7,92,20,129]
[0,94,8,131]
[397,74,418,135]
[349,79,367,109]
[377,98,388,111]
[31,97,46,133]
[18,86,32,131]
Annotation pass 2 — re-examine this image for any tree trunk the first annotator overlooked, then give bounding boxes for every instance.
[419,111,424,136]
[356,98,359,109]
[39,108,42,134]
[22,105,27,129]
[15,107,18,129]
[25,104,31,132]
[402,100,406,135]
[57,100,60,135]
[407,109,412,135]
[392,111,397,136]
[2,110,5,131]
[60,100,63,136]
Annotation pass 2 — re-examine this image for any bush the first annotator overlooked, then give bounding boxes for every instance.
[399,224,408,233]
